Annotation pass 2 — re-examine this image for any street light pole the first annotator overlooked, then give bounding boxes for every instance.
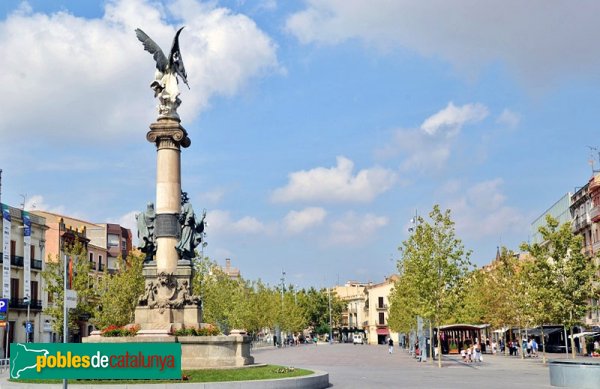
[328,286,333,345]
[25,296,30,343]
[63,254,68,389]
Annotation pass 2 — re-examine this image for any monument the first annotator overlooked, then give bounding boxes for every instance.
[133,26,203,333]
[86,27,253,369]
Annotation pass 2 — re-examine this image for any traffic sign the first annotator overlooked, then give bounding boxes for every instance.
[0,298,8,313]
[25,321,32,334]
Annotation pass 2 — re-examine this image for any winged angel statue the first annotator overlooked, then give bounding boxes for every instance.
[136,27,189,119]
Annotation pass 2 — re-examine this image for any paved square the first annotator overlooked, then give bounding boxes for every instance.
[253,343,562,388]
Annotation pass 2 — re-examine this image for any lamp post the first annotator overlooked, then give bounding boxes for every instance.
[63,253,68,389]
[24,296,30,343]
[328,286,333,345]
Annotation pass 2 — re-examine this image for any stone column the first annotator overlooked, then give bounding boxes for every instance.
[146,118,190,274]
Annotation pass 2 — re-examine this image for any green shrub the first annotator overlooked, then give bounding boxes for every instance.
[173,325,220,336]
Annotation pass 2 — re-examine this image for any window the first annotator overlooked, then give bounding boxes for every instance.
[107,234,119,247]
[98,255,103,267]
[30,245,35,260]
[31,281,38,302]
[10,240,15,257]
[89,253,94,262]
[379,312,385,325]
[378,297,384,308]
[10,278,19,300]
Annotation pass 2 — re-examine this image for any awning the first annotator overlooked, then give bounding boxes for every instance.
[568,332,599,339]
[524,327,562,337]
[376,328,389,335]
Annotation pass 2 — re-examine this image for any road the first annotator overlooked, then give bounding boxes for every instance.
[253,342,559,389]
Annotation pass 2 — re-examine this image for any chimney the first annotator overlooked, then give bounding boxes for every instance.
[225,258,231,270]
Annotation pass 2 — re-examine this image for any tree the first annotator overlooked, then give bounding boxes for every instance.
[42,240,96,339]
[94,251,145,329]
[391,205,472,367]
[296,287,343,335]
[521,215,597,361]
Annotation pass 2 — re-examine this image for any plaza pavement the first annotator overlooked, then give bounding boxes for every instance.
[252,342,573,389]
[0,343,580,388]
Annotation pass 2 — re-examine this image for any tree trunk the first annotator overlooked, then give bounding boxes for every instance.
[429,322,434,365]
[503,331,508,356]
[540,327,547,364]
[570,326,576,359]
[519,328,524,360]
[437,326,442,368]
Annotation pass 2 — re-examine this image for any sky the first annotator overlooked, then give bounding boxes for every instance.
[0,0,599,289]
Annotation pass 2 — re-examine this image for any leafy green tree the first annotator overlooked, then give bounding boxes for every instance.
[392,205,472,367]
[388,261,418,335]
[521,215,597,361]
[94,252,145,329]
[42,241,95,339]
[297,287,343,334]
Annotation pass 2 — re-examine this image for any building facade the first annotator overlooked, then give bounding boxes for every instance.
[0,204,48,355]
[334,281,368,342]
[365,275,399,345]
[31,211,132,341]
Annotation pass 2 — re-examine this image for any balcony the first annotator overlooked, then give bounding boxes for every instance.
[593,241,600,256]
[572,215,591,233]
[590,206,600,222]
[376,304,388,311]
[98,263,105,272]
[89,261,96,271]
[10,255,24,267]
[31,258,42,270]
[9,298,42,310]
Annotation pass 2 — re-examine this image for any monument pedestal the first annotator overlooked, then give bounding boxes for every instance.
[134,260,203,334]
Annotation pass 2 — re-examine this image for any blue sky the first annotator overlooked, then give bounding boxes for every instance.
[0,0,598,288]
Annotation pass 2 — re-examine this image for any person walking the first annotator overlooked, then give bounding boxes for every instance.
[388,337,394,354]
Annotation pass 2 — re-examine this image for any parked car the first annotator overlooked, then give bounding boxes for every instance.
[353,334,364,345]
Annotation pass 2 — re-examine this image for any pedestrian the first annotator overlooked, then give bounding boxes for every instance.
[527,338,532,357]
[388,337,394,354]
[466,345,472,363]
[532,338,538,357]
[474,342,481,362]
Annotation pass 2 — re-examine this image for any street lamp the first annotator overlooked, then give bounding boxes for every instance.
[328,286,333,345]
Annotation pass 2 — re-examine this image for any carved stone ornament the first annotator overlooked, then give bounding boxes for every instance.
[138,273,200,313]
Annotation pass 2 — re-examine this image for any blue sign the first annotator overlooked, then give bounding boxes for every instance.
[25,322,32,334]
[0,298,8,313]
[23,212,31,237]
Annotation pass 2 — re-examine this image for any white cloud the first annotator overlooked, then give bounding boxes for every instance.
[328,212,388,246]
[286,1,600,87]
[420,102,488,136]
[496,109,521,129]
[271,156,397,203]
[284,207,327,234]
[207,209,268,235]
[0,0,279,145]
[379,102,489,172]
[24,195,66,214]
[443,178,526,239]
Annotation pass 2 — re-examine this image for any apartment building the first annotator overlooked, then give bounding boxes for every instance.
[365,275,399,345]
[31,211,132,341]
[334,281,368,342]
[0,204,48,354]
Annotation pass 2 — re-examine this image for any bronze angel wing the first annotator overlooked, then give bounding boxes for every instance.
[168,27,189,89]
[135,28,168,73]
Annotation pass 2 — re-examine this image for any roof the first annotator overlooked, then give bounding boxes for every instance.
[438,324,490,331]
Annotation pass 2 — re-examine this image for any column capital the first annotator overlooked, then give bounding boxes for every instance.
[147,118,191,148]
